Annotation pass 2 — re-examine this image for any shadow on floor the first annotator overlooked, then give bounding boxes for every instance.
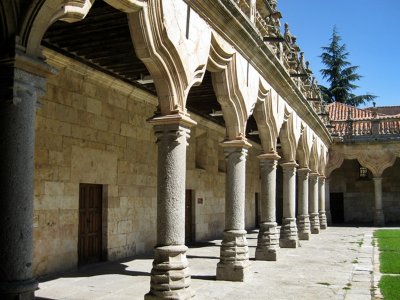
[38,254,153,283]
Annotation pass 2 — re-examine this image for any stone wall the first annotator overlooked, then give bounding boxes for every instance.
[330,159,400,224]
[33,50,261,276]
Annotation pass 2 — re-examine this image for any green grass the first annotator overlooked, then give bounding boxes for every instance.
[375,229,400,298]
[379,276,400,300]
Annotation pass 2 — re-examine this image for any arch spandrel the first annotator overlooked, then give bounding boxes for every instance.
[207,30,235,72]
[357,151,396,178]
[22,0,96,57]
[325,148,344,178]
[128,0,211,116]
[211,52,259,140]
[318,143,328,176]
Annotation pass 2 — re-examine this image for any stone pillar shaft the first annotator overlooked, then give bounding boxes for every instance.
[145,115,195,300]
[309,173,320,234]
[279,162,298,248]
[325,178,332,226]
[217,141,250,282]
[255,154,280,261]
[0,59,49,299]
[318,176,328,229]
[373,177,385,227]
[297,168,311,240]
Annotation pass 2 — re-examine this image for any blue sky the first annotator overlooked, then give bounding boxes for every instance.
[277,0,400,108]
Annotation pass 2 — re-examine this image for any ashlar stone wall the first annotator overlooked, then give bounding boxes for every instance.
[33,50,261,276]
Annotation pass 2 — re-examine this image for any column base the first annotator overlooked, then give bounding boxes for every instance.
[326,210,332,226]
[374,210,385,227]
[310,213,320,234]
[216,230,250,282]
[145,245,194,299]
[319,211,327,229]
[297,215,311,240]
[279,218,298,248]
[255,222,278,261]
[0,279,38,300]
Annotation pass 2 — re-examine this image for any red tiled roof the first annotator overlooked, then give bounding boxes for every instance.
[327,102,400,136]
[366,106,400,116]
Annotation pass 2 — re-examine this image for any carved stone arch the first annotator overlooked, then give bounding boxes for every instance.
[296,124,313,168]
[20,0,96,57]
[279,111,301,162]
[128,0,212,116]
[325,148,344,178]
[211,50,259,140]
[357,151,396,178]
[253,85,286,154]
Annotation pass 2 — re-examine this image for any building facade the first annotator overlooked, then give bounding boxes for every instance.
[1,1,397,299]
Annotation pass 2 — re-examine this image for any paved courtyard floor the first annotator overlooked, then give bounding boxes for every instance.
[36,226,382,300]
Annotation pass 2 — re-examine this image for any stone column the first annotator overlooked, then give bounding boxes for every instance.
[373,177,385,227]
[318,176,328,229]
[255,153,280,261]
[297,168,311,240]
[217,140,251,282]
[0,56,49,300]
[309,173,320,234]
[145,115,196,300]
[325,178,332,225]
[279,162,299,248]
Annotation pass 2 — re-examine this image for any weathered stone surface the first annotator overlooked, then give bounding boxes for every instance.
[217,230,250,282]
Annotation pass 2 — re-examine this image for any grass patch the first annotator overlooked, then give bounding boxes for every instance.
[375,229,400,298]
[380,252,400,274]
[379,276,400,300]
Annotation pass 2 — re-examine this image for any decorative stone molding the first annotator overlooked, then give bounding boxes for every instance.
[22,0,95,56]
[297,125,313,169]
[208,30,235,72]
[212,51,259,140]
[280,112,301,162]
[104,0,146,12]
[128,0,211,115]
[253,88,284,154]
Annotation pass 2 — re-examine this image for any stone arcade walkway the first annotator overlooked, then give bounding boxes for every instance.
[36,227,380,300]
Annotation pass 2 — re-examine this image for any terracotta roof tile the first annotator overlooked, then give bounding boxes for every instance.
[327,102,400,136]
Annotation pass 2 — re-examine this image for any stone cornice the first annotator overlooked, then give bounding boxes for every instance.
[186,0,332,147]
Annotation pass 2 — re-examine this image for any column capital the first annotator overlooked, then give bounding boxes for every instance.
[258,152,281,161]
[280,161,299,170]
[220,138,252,150]
[309,172,320,179]
[148,113,197,128]
[297,168,310,180]
[373,177,383,182]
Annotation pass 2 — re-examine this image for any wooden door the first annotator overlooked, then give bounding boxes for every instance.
[185,190,193,244]
[79,184,103,265]
[330,192,344,224]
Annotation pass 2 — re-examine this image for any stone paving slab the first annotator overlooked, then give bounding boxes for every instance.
[36,227,379,300]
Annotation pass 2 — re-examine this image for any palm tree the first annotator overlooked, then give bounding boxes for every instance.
[319,26,376,106]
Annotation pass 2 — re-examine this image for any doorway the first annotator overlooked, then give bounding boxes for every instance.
[185,190,194,244]
[330,192,345,224]
[78,183,103,265]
